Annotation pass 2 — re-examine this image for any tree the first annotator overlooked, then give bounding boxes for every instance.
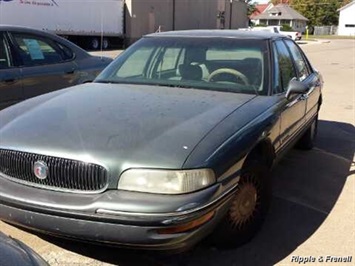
[340,0,352,6]
[291,0,343,27]
[245,0,259,17]
[269,0,351,27]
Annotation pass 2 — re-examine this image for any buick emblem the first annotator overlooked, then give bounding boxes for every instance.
[33,161,48,180]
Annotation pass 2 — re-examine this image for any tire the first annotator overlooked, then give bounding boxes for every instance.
[296,115,318,150]
[102,38,109,50]
[209,160,271,248]
[88,37,100,50]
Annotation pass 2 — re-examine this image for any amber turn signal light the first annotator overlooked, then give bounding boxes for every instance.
[157,211,215,234]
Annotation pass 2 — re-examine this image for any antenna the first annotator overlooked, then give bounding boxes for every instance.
[100,5,103,56]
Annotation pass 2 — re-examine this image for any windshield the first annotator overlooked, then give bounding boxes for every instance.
[96,37,269,95]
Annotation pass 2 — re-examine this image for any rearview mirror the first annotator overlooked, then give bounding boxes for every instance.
[285,79,308,100]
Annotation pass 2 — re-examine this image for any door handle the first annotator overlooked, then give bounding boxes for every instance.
[3,78,17,84]
[65,69,75,75]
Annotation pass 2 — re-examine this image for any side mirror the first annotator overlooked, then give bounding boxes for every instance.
[285,79,308,100]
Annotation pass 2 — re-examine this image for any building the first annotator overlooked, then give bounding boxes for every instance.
[338,1,355,36]
[250,3,274,25]
[125,0,248,43]
[252,4,308,33]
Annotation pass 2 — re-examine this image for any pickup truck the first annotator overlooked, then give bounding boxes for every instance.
[244,26,302,41]
[279,29,302,41]
[269,26,302,41]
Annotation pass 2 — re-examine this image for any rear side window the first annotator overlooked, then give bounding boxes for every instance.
[159,48,182,71]
[0,34,11,69]
[57,42,74,60]
[206,48,263,61]
[11,33,65,66]
[116,46,156,77]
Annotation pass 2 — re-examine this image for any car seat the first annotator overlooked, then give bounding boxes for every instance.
[179,64,203,81]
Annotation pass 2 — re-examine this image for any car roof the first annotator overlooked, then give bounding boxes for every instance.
[0,24,56,36]
[0,24,74,44]
[145,29,284,40]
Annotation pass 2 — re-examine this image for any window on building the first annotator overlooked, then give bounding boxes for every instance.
[269,20,279,26]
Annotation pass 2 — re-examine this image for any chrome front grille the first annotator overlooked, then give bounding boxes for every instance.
[0,149,108,192]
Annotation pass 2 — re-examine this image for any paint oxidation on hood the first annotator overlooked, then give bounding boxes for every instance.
[0,83,255,178]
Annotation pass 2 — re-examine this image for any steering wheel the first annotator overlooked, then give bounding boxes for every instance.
[208,68,249,85]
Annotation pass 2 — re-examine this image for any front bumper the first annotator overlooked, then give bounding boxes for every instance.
[0,175,238,250]
[0,203,230,251]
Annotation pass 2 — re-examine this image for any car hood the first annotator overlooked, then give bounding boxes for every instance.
[0,83,255,178]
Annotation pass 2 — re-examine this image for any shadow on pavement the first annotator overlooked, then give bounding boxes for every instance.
[39,120,355,266]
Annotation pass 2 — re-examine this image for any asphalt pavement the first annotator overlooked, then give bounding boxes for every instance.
[0,39,354,266]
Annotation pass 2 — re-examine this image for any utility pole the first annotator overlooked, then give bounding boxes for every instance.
[229,0,233,29]
[172,0,175,30]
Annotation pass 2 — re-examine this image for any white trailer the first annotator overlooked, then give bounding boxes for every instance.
[0,0,124,49]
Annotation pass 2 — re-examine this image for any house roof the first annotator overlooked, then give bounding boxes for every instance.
[253,4,308,21]
[338,0,355,12]
[250,3,273,19]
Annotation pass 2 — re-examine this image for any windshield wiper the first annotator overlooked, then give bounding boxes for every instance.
[95,80,141,85]
[94,80,118,84]
[154,83,193,89]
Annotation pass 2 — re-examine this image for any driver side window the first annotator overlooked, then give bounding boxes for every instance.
[284,39,311,81]
[272,40,297,94]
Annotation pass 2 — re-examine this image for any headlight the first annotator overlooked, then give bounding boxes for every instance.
[118,169,216,194]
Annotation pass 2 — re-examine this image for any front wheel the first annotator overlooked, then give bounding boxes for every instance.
[209,160,271,248]
[297,115,318,150]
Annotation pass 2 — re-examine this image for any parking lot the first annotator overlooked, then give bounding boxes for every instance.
[0,39,354,266]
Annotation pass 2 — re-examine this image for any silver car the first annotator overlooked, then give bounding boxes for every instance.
[0,25,112,110]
